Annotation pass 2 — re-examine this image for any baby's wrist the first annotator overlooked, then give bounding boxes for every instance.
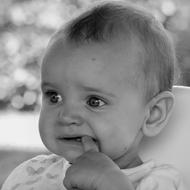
[97,169,134,190]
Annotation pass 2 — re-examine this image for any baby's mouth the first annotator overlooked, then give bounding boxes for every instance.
[58,136,97,143]
[62,136,83,142]
[57,135,100,153]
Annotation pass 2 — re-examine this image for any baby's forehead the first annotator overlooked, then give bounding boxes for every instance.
[42,36,145,93]
[48,32,143,61]
[52,36,142,66]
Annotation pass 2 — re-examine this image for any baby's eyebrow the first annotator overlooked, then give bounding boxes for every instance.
[41,82,56,90]
[41,82,116,98]
[81,85,116,98]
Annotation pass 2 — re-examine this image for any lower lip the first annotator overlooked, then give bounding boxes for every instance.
[56,138,82,146]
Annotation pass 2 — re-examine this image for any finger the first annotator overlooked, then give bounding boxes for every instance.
[81,135,99,152]
[63,171,79,190]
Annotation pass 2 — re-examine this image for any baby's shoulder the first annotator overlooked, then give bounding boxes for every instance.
[1,154,66,190]
[25,154,63,167]
[138,162,185,190]
[151,163,182,179]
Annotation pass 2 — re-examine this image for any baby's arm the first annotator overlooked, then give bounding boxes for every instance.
[63,136,135,190]
[133,163,188,190]
[1,154,62,190]
[1,158,32,190]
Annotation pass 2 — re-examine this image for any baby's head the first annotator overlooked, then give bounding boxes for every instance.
[39,1,175,166]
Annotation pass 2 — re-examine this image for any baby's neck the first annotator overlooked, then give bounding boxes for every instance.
[125,156,143,168]
[114,151,143,169]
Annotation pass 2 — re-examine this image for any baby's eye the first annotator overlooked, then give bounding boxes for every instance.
[87,96,106,108]
[44,90,62,104]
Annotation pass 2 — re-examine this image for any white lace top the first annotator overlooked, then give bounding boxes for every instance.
[2,154,187,190]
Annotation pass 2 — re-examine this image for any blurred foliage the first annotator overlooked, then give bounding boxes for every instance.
[0,0,190,112]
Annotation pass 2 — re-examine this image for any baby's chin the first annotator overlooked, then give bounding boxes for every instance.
[59,149,84,164]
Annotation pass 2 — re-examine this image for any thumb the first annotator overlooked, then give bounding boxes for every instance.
[82,135,99,152]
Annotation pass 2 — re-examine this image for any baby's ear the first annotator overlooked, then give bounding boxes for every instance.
[142,91,175,137]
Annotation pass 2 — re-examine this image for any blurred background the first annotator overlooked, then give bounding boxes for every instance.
[0,0,190,188]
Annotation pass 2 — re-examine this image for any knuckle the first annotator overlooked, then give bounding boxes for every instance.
[63,176,69,188]
[66,167,75,177]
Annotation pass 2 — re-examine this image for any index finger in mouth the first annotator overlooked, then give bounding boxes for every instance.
[81,135,99,152]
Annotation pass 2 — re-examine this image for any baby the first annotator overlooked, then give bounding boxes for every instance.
[2,1,186,190]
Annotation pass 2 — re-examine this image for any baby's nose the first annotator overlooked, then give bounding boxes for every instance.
[58,104,84,126]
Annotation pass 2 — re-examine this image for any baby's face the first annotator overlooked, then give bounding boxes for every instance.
[39,38,147,163]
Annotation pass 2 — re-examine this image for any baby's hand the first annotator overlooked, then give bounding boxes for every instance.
[63,136,132,190]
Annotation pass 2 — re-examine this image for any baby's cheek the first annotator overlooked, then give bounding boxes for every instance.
[93,116,122,140]
[39,115,55,145]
